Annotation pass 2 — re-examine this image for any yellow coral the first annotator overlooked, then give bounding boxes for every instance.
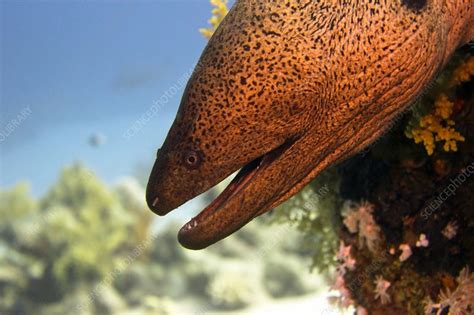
[199,0,229,39]
[450,56,474,86]
[434,94,453,119]
[408,57,473,156]
[410,94,464,155]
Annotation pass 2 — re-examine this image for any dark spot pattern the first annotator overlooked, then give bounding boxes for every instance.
[147,0,474,248]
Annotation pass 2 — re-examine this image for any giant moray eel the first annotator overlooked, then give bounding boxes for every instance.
[147,0,474,249]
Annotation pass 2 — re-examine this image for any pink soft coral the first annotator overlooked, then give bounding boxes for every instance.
[373,275,391,305]
[424,267,474,315]
[342,201,382,253]
[330,273,354,308]
[337,240,356,272]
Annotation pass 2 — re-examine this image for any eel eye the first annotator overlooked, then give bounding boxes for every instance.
[183,150,201,169]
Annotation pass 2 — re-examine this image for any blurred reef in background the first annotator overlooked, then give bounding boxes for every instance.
[0,165,322,315]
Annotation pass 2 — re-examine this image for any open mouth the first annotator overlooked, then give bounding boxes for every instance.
[178,140,293,246]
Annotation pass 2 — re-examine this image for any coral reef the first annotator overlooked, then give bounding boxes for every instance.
[341,201,383,254]
[424,267,474,315]
[276,47,473,314]
[337,50,474,314]
[199,0,229,39]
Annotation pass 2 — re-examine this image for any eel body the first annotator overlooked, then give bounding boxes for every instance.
[147,0,474,249]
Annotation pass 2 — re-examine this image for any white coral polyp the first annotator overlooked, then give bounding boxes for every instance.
[442,221,458,240]
[341,201,382,253]
[399,244,412,262]
[373,275,391,305]
[416,234,429,248]
[424,266,474,315]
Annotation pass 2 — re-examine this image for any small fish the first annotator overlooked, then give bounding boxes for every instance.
[147,0,473,249]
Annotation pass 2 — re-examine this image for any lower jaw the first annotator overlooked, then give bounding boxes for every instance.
[179,155,264,235]
[177,140,296,248]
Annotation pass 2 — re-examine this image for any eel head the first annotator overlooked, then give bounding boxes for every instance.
[147,0,473,249]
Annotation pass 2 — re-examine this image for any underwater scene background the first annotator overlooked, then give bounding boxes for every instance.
[1,1,344,314]
[1,1,473,314]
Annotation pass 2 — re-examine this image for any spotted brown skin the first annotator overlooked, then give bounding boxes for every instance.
[147,0,474,250]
